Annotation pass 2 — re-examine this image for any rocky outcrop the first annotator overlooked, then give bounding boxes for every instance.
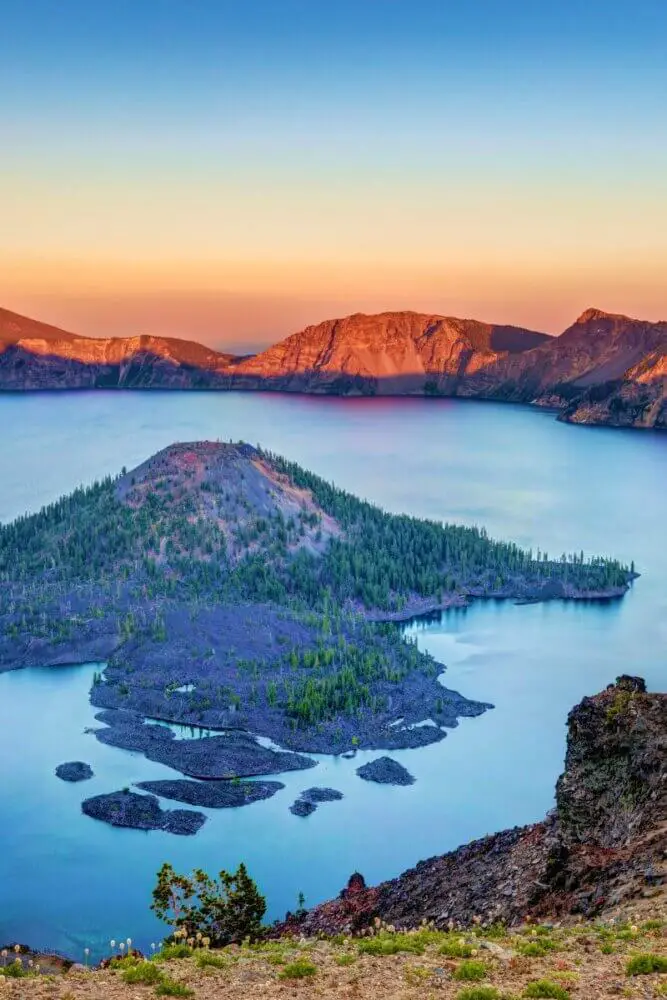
[356,757,415,786]
[231,311,548,395]
[285,677,667,935]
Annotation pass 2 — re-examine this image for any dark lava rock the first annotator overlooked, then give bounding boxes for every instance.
[93,712,316,779]
[290,785,344,816]
[81,789,206,835]
[290,798,317,817]
[55,761,93,782]
[356,757,415,786]
[135,778,284,808]
[301,787,343,803]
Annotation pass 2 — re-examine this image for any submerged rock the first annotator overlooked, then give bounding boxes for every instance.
[356,757,415,786]
[81,789,205,835]
[55,761,93,782]
[136,778,284,808]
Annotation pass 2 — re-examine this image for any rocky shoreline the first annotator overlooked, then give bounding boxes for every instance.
[281,676,667,935]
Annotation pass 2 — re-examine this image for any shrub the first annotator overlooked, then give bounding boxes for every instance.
[0,960,29,979]
[122,962,164,985]
[523,981,570,999]
[152,861,266,946]
[155,981,195,998]
[626,953,667,976]
[453,960,488,982]
[278,959,317,979]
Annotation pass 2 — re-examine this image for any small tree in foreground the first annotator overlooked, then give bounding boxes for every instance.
[151,862,266,946]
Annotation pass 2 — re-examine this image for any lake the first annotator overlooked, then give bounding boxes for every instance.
[1,390,666,960]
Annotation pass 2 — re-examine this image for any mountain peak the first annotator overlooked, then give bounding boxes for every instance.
[574,307,630,325]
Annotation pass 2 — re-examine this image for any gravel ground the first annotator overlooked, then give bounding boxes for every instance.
[6,903,667,1000]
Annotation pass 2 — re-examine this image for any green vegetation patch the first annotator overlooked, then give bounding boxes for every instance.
[523,980,570,999]
[278,958,318,979]
[626,952,667,976]
[453,960,488,981]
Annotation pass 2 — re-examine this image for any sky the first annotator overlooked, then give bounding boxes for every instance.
[1,0,666,350]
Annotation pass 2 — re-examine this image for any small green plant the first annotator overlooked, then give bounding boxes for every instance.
[357,931,427,956]
[626,952,667,976]
[195,951,229,969]
[334,952,357,966]
[456,989,501,1000]
[439,938,475,958]
[523,980,570,999]
[518,938,557,957]
[154,944,193,961]
[600,942,614,954]
[265,953,286,966]
[155,980,195,998]
[0,959,30,979]
[122,962,164,985]
[278,958,317,979]
[642,919,664,931]
[453,960,488,982]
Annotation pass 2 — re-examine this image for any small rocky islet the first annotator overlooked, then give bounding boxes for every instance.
[54,761,93,782]
[81,789,206,835]
[356,757,415,786]
[0,441,635,834]
[289,786,344,816]
[135,777,284,808]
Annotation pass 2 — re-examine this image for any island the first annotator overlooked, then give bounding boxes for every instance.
[81,789,206,835]
[0,441,634,828]
[356,757,415,785]
[55,761,94,782]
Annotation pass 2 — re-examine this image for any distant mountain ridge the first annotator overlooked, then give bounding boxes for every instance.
[1,304,666,429]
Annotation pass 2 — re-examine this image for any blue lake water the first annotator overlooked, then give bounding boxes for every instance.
[0,390,666,959]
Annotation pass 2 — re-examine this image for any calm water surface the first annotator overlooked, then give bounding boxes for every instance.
[1,391,666,958]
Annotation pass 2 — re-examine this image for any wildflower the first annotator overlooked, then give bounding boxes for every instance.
[13,946,20,955]
[110,940,116,949]
[196,931,202,941]
[126,938,132,948]
[202,937,211,949]
[119,942,125,953]
[151,943,156,952]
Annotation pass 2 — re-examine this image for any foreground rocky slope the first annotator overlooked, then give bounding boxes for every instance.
[288,676,667,936]
[3,303,667,428]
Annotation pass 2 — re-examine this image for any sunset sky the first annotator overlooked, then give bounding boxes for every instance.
[2,0,666,350]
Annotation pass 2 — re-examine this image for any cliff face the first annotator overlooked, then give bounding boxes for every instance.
[287,676,667,934]
[231,311,549,394]
[0,308,237,389]
[2,304,667,429]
